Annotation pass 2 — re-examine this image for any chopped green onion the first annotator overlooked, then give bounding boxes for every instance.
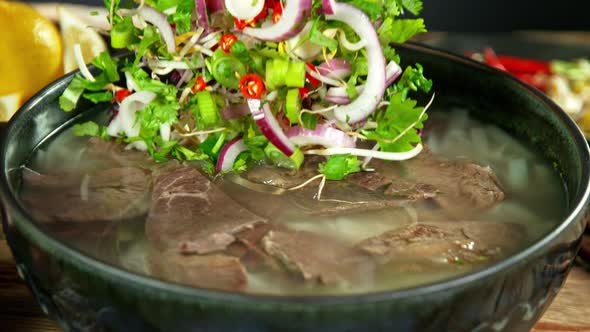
[285,89,301,124]
[264,144,304,170]
[266,58,289,89]
[211,49,246,89]
[285,61,306,88]
[196,90,219,127]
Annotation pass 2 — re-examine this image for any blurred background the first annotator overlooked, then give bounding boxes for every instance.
[24,0,590,32]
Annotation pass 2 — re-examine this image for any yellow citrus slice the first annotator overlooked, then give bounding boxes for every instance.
[0,93,23,122]
[0,1,63,101]
[59,5,107,73]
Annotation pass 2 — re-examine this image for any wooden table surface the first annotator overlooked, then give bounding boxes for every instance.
[1,236,589,331]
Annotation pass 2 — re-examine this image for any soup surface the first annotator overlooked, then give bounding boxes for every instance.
[19,108,566,295]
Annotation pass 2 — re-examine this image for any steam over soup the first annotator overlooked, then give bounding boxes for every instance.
[19,109,565,295]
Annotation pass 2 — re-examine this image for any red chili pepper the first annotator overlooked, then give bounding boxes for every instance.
[496,55,551,75]
[240,74,266,99]
[483,47,507,71]
[220,33,238,53]
[272,1,283,23]
[305,62,321,87]
[298,87,310,98]
[192,76,207,93]
[233,3,269,30]
[115,89,132,103]
[234,18,255,30]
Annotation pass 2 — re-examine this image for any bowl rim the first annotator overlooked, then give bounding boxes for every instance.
[1,42,589,306]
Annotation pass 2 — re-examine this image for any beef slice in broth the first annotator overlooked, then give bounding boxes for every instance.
[145,165,266,254]
[149,250,248,291]
[226,223,285,272]
[357,222,526,265]
[262,229,375,284]
[240,157,407,218]
[21,166,151,224]
[352,147,505,218]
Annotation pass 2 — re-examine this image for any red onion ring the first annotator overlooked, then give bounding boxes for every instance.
[138,6,176,54]
[325,61,401,105]
[247,99,295,156]
[216,137,248,173]
[324,1,386,124]
[243,0,313,42]
[286,125,356,148]
[195,0,209,30]
[106,91,157,139]
[322,0,335,14]
[317,59,352,80]
[206,0,225,13]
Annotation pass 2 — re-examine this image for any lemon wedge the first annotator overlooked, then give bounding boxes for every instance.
[0,93,23,122]
[0,1,63,101]
[59,5,107,73]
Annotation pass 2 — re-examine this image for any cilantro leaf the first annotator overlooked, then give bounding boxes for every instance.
[394,63,432,99]
[319,154,361,180]
[59,75,86,112]
[378,17,426,44]
[135,26,162,65]
[83,91,114,104]
[365,93,428,152]
[308,18,338,51]
[169,0,195,34]
[343,0,385,20]
[399,0,423,15]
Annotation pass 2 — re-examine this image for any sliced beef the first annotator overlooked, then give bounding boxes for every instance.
[145,165,266,254]
[226,223,284,272]
[262,229,374,284]
[21,166,150,224]
[84,137,156,169]
[357,221,526,265]
[149,250,247,291]
[241,158,406,217]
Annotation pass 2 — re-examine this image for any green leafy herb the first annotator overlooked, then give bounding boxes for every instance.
[394,64,432,100]
[378,17,426,45]
[365,93,428,152]
[73,121,100,137]
[319,154,361,180]
[59,76,86,112]
[83,91,114,104]
[308,18,338,51]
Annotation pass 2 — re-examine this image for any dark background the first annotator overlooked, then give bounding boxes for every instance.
[26,0,590,32]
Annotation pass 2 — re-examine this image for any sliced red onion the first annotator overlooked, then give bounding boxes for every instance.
[138,5,176,53]
[107,91,157,139]
[286,22,322,60]
[247,99,295,156]
[216,137,248,173]
[317,59,352,80]
[195,0,209,30]
[385,60,403,87]
[285,125,356,148]
[225,0,265,21]
[322,0,335,14]
[243,0,312,42]
[206,0,225,13]
[325,1,386,124]
[221,104,250,119]
[306,65,345,87]
[325,60,401,105]
[338,29,365,51]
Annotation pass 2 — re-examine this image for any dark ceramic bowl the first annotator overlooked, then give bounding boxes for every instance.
[1,43,589,332]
